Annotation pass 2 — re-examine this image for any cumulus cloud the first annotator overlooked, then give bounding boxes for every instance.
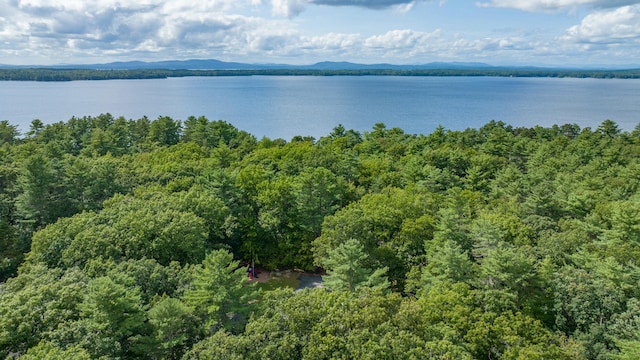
[312,0,417,9]
[0,0,441,64]
[268,0,433,15]
[358,29,446,59]
[305,33,361,50]
[561,4,640,43]
[470,1,640,64]
[476,0,640,12]
[1,0,639,66]
[0,0,259,62]
[270,0,308,17]
[364,29,439,48]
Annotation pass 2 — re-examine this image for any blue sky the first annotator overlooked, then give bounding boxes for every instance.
[1,0,639,67]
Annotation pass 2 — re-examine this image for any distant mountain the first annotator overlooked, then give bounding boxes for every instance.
[2,59,638,71]
[55,59,264,70]
[297,61,495,70]
[1,59,497,71]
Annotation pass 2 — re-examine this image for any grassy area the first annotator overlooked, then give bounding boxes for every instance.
[255,274,301,292]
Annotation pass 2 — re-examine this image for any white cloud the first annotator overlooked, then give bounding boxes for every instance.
[360,29,536,61]
[0,0,639,66]
[306,33,361,50]
[311,0,418,9]
[267,0,433,16]
[364,29,439,49]
[476,0,640,12]
[561,4,640,43]
[270,0,308,17]
[0,0,260,62]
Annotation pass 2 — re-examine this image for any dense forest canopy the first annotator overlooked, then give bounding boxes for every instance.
[1,114,640,359]
[1,68,640,81]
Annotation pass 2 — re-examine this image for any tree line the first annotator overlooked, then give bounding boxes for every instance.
[1,68,640,81]
[1,115,640,359]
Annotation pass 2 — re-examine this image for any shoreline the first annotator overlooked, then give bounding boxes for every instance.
[2,68,640,81]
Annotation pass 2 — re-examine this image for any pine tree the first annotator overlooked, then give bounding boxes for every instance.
[183,249,257,332]
[322,239,389,292]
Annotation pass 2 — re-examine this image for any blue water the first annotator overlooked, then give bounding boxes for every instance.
[1,76,638,139]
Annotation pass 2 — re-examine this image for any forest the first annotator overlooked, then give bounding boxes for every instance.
[1,114,640,359]
[1,67,640,81]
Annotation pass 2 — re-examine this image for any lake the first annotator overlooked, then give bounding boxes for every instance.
[1,76,639,139]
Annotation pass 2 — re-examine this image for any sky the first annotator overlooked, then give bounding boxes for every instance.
[1,0,640,67]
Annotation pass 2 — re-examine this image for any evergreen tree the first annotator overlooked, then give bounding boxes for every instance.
[322,239,389,292]
[183,249,258,332]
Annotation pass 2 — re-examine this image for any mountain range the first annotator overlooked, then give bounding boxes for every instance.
[2,59,639,73]
[0,59,529,71]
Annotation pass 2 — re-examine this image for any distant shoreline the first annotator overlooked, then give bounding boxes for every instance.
[1,68,640,81]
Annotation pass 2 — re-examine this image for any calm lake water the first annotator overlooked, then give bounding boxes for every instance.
[1,76,639,139]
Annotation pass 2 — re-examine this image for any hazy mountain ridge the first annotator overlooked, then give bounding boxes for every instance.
[3,59,636,71]
[1,59,495,70]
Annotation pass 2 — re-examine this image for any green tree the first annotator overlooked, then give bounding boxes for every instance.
[477,245,539,313]
[612,337,640,360]
[0,120,19,145]
[27,119,44,138]
[149,297,201,359]
[597,119,621,139]
[295,167,351,237]
[185,288,421,360]
[15,152,70,226]
[20,341,91,360]
[322,239,389,292]
[465,311,571,360]
[98,258,188,303]
[0,220,27,281]
[0,144,18,215]
[553,264,625,359]
[419,239,476,293]
[256,175,303,267]
[609,298,640,360]
[0,265,87,358]
[183,249,258,332]
[314,187,437,291]
[128,116,151,150]
[148,116,181,146]
[76,275,150,358]
[183,115,210,147]
[182,329,255,360]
